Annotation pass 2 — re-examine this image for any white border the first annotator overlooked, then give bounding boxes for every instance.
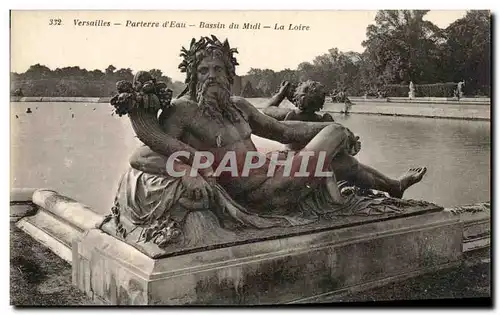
[2,0,497,313]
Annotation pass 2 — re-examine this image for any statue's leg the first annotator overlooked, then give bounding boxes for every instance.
[245,124,350,207]
[332,154,399,194]
[332,154,427,198]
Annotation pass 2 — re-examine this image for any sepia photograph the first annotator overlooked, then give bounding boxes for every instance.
[9,9,491,306]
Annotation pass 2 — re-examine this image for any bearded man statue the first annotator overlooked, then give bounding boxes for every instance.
[102,35,428,256]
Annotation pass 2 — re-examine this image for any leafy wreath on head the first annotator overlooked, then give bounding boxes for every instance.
[177,35,239,99]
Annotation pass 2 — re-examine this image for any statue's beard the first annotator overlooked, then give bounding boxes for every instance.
[196,77,243,123]
[196,77,231,105]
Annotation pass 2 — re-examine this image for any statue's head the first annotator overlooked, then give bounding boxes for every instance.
[179,35,243,123]
[291,80,327,113]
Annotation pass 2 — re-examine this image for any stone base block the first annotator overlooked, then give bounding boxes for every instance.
[10,204,37,223]
[15,189,104,263]
[445,202,490,253]
[16,210,81,262]
[73,211,462,305]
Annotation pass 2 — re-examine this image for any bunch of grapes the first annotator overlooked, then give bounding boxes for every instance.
[153,81,173,109]
[110,79,173,116]
[110,80,136,116]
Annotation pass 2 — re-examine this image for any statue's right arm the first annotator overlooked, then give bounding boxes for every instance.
[127,102,197,166]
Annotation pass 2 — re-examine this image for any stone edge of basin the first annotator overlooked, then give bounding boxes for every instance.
[12,188,105,262]
[10,188,39,222]
[11,188,491,258]
[10,97,111,103]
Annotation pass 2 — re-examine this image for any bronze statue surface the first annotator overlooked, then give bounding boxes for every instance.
[102,35,430,257]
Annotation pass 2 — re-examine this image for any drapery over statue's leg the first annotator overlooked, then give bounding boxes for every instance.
[245,124,350,208]
[245,123,428,209]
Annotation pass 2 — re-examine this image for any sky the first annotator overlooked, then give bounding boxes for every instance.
[10,10,467,82]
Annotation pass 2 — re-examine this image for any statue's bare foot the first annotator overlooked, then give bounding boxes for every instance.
[391,167,427,198]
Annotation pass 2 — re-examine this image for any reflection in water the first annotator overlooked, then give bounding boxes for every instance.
[11,103,490,214]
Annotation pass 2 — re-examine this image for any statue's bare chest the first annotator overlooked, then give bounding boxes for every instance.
[183,109,252,149]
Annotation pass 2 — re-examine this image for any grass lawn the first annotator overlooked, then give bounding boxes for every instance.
[10,224,92,306]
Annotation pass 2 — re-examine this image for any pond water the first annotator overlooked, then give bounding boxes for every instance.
[10,102,490,214]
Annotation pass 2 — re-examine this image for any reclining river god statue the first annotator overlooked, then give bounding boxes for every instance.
[102,35,429,257]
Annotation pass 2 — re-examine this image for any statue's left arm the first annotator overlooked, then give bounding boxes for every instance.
[236,97,352,144]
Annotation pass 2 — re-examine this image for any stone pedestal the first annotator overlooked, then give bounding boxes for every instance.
[444,203,490,253]
[72,210,462,305]
[12,189,490,305]
[15,189,103,262]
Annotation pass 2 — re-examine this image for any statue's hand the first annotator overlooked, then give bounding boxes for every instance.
[344,128,361,156]
[278,81,291,96]
[349,136,362,156]
[198,167,217,188]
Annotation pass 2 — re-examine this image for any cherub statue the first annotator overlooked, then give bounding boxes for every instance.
[263,80,334,123]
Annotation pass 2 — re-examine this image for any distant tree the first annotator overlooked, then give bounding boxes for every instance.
[10,10,491,98]
[149,69,163,79]
[362,10,444,85]
[25,64,52,79]
[441,10,491,94]
[276,68,299,84]
[88,69,105,79]
[246,68,279,96]
[169,81,186,97]
[296,62,317,81]
[105,65,116,75]
[159,75,173,86]
[241,81,258,98]
[115,68,133,81]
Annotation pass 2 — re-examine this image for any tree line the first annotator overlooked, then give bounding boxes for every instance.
[11,65,187,98]
[242,10,490,97]
[11,10,490,98]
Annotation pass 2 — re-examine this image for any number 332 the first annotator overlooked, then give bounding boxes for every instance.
[49,19,62,26]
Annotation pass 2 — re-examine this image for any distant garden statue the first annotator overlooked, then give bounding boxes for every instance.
[12,88,23,97]
[408,81,415,99]
[456,80,465,100]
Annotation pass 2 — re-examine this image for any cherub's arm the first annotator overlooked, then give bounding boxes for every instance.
[261,107,293,121]
[264,81,290,108]
[283,110,298,121]
[261,81,294,120]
